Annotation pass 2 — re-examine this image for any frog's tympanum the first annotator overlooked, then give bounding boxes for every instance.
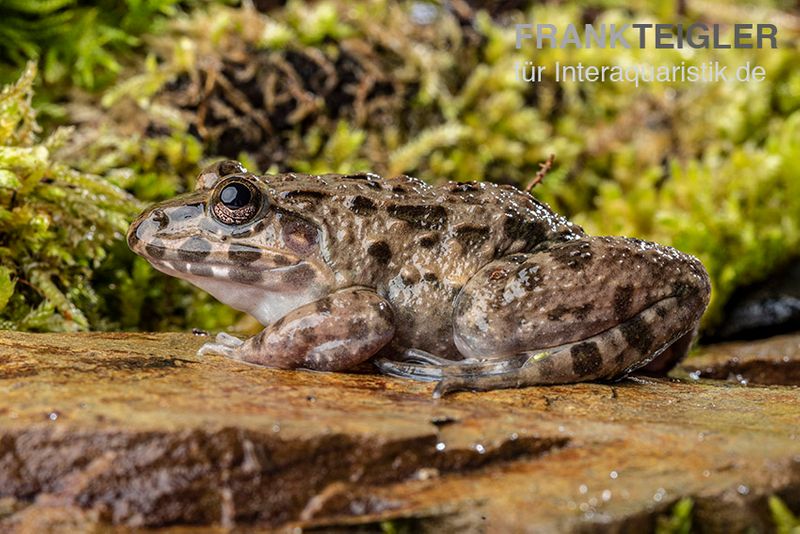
[128,161,710,396]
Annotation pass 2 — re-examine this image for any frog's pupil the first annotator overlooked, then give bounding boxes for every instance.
[220,183,250,208]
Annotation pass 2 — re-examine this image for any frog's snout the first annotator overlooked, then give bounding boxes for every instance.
[126,210,149,254]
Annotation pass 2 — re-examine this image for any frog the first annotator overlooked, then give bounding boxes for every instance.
[127,160,711,397]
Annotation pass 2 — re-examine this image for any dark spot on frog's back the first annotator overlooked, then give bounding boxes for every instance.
[178,237,212,261]
[448,182,480,193]
[367,241,392,264]
[418,233,440,248]
[454,225,490,251]
[228,245,262,264]
[349,195,377,216]
[548,240,593,270]
[570,342,603,376]
[387,204,448,230]
[504,214,547,248]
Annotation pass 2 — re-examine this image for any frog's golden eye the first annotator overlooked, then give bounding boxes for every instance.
[210,176,262,225]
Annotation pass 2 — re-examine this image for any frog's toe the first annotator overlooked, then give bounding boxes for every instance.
[375,353,533,397]
[214,332,245,348]
[197,332,245,358]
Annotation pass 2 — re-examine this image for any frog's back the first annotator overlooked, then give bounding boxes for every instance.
[266,172,583,356]
[267,172,583,283]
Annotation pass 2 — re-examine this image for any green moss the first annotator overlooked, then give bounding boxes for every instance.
[0,63,138,331]
[655,497,693,534]
[91,0,798,332]
[769,495,800,534]
[2,1,799,335]
[0,0,187,91]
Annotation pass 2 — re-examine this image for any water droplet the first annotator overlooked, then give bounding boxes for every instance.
[436,442,446,452]
[579,484,588,494]
[689,371,701,380]
[703,470,711,477]
[653,488,666,502]
[697,432,705,442]
[510,432,519,441]
[734,374,749,386]
[48,412,58,421]
[271,424,281,433]
[737,485,750,496]
[602,489,612,501]
[475,443,486,454]
[588,497,598,506]
[610,471,618,480]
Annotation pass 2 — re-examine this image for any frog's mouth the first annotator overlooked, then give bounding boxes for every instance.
[147,255,332,326]
[147,257,312,293]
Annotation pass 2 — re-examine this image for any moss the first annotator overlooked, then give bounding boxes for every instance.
[87,0,799,332]
[769,495,800,534]
[0,0,187,91]
[0,63,138,331]
[2,1,799,335]
[655,497,693,534]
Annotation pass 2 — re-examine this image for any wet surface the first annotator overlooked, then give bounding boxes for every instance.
[0,331,798,532]
[679,332,800,386]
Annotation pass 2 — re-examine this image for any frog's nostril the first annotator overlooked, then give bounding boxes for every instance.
[170,204,203,222]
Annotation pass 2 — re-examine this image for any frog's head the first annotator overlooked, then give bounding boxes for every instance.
[127,161,334,324]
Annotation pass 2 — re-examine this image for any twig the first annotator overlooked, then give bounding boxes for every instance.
[525,154,555,192]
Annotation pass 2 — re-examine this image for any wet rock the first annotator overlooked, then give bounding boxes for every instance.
[0,331,799,532]
[679,332,800,386]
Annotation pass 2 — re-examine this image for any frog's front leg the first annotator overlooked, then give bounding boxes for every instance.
[199,287,395,372]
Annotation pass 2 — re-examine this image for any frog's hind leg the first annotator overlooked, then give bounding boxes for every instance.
[374,352,534,398]
[377,291,693,397]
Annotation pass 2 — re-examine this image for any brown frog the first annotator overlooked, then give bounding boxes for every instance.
[127,161,710,396]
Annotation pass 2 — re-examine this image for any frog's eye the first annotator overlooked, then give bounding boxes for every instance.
[211,176,262,225]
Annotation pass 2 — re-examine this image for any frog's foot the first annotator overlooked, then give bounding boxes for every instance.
[375,352,533,399]
[197,332,245,359]
[398,348,481,366]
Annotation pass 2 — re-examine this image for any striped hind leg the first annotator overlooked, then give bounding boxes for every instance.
[375,295,694,397]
